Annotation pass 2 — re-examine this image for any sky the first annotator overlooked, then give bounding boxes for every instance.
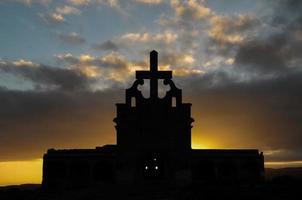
[0,0,302,185]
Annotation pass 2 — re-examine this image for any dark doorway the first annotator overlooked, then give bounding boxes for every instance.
[142,154,164,180]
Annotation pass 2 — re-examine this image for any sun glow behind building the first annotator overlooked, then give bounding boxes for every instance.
[0,159,42,186]
[1,146,302,186]
[0,158,302,186]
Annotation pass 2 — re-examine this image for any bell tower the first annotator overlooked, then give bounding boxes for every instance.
[114,50,194,183]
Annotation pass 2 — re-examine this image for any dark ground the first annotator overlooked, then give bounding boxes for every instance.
[1,168,302,200]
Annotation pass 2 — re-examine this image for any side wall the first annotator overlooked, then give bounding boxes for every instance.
[191,150,265,184]
[42,150,116,189]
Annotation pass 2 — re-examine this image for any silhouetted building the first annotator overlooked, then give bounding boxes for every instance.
[43,51,264,188]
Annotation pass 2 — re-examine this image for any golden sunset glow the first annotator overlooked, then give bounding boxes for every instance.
[0,159,42,186]
[0,136,302,185]
[191,134,220,149]
[265,161,302,169]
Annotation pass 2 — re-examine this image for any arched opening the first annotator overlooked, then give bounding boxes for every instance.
[131,97,136,107]
[158,80,170,98]
[137,79,150,98]
[172,97,177,107]
[142,154,164,180]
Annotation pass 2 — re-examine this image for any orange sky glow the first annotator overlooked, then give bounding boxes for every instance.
[0,135,301,186]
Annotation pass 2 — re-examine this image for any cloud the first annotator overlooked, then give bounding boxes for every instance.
[153,1,262,73]
[151,0,302,159]
[120,31,178,43]
[170,0,211,21]
[274,0,302,13]
[66,0,121,8]
[57,32,86,45]
[134,0,162,5]
[159,51,195,66]
[0,88,121,161]
[208,15,258,45]
[56,52,130,70]
[55,5,81,15]
[12,59,38,67]
[55,52,141,85]
[39,13,65,24]
[180,70,302,161]
[0,60,93,91]
[65,0,129,20]
[1,66,302,162]
[40,5,81,24]
[153,1,216,60]
[2,0,302,165]
[235,36,288,74]
[54,52,202,89]
[1,0,52,6]
[67,0,91,6]
[232,0,302,77]
[158,0,212,35]
[91,31,178,54]
[92,40,120,51]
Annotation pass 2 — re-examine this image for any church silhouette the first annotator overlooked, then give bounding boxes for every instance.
[42,51,264,188]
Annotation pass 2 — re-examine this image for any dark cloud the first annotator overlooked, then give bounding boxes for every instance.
[92,40,120,51]
[0,60,127,162]
[181,70,302,161]
[1,67,302,162]
[108,0,302,162]
[0,62,93,91]
[234,0,302,75]
[275,0,302,13]
[0,88,122,161]
[235,35,288,73]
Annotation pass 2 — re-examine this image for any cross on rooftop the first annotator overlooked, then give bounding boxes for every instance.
[136,50,172,99]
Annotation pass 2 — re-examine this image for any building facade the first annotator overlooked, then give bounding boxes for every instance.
[42,51,264,188]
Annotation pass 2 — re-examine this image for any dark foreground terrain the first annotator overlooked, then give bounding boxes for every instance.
[1,168,302,200]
